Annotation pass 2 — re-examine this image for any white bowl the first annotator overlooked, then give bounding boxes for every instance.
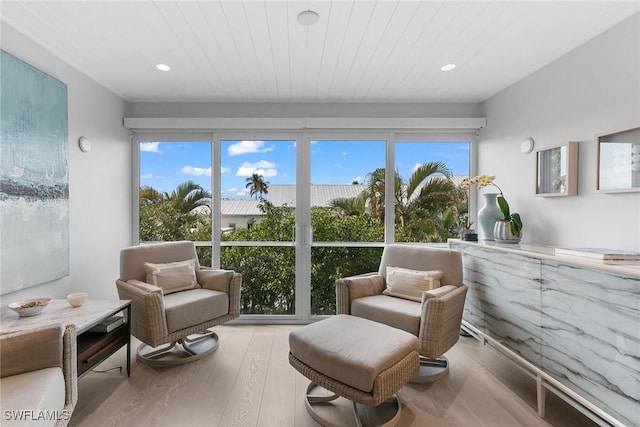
[67,292,88,307]
[8,298,52,317]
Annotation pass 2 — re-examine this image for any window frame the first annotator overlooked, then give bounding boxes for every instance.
[131,128,478,323]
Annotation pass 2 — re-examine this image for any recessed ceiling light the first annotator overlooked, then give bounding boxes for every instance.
[297,10,319,26]
[156,64,171,72]
[441,63,456,72]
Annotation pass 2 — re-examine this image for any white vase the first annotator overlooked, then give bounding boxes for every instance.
[494,220,521,244]
[477,193,503,241]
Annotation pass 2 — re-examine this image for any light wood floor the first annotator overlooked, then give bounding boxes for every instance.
[70,324,598,427]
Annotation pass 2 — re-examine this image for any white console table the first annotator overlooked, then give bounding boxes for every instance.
[448,239,639,427]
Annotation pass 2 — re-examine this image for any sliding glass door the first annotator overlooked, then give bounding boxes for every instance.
[308,138,386,316]
[218,138,298,317]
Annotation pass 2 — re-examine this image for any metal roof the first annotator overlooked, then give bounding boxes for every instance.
[221,179,467,216]
[267,185,367,208]
[220,200,261,216]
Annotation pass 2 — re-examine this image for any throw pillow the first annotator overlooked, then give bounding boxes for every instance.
[143,259,199,294]
[383,266,443,302]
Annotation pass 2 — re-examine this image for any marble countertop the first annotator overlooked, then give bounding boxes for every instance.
[0,299,130,335]
[449,239,640,278]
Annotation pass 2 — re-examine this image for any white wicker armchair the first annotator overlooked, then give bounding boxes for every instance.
[116,241,241,367]
[336,244,468,382]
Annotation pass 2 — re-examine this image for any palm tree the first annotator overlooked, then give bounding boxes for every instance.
[332,161,456,241]
[164,180,212,213]
[397,161,453,230]
[361,167,404,223]
[245,173,270,200]
[139,181,211,242]
[329,191,369,217]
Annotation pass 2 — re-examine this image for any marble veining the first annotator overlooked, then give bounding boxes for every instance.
[450,240,639,427]
[541,262,639,426]
[456,244,543,365]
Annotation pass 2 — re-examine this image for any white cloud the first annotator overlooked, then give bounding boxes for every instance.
[141,173,153,179]
[227,140,273,156]
[236,160,278,177]
[221,166,231,174]
[254,160,276,168]
[353,175,362,183]
[181,166,212,176]
[140,142,161,152]
[237,167,278,178]
[412,163,422,173]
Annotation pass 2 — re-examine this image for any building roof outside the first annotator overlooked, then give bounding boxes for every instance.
[220,199,262,216]
[267,184,367,208]
[220,178,468,217]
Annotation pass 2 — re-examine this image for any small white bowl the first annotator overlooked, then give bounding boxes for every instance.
[8,298,52,317]
[67,292,88,307]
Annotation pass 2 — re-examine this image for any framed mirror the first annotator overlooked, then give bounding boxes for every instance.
[536,141,578,196]
[597,126,640,193]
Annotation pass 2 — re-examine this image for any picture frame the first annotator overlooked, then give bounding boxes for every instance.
[596,126,640,193]
[535,141,578,197]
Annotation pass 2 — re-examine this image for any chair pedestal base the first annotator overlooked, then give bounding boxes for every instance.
[137,331,219,367]
[305,382,402,427]
[410,356,449,383]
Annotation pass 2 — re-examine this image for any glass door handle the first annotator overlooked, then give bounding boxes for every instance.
[293,225,300,246]
[306,226,313,245]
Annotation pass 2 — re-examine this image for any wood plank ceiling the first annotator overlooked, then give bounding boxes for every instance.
[1,1,638,102]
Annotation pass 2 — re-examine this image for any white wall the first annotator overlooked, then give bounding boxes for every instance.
[1,24,131,310]
[479,14,640,250]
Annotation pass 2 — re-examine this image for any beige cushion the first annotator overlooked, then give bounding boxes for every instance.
[0,368,66,427]
[352,295,421,336]
[0,327,62,378]
[143,260,199,294]
[289,315,418,393]
[378,245,463,286]
[383,266,443,301]
[163,288,229,333]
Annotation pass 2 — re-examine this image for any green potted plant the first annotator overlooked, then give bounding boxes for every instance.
[495,195,523,243]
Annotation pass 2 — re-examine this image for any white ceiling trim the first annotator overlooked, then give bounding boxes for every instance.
[123,117,486,131]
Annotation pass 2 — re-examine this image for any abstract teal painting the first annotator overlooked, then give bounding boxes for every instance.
[0,50,69,294]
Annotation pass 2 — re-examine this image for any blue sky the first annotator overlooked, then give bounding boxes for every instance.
[140,140,469,199]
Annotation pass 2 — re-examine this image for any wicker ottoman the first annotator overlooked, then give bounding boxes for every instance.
[289,315,419,427]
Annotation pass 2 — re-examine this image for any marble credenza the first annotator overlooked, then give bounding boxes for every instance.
[448,240,639,427]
